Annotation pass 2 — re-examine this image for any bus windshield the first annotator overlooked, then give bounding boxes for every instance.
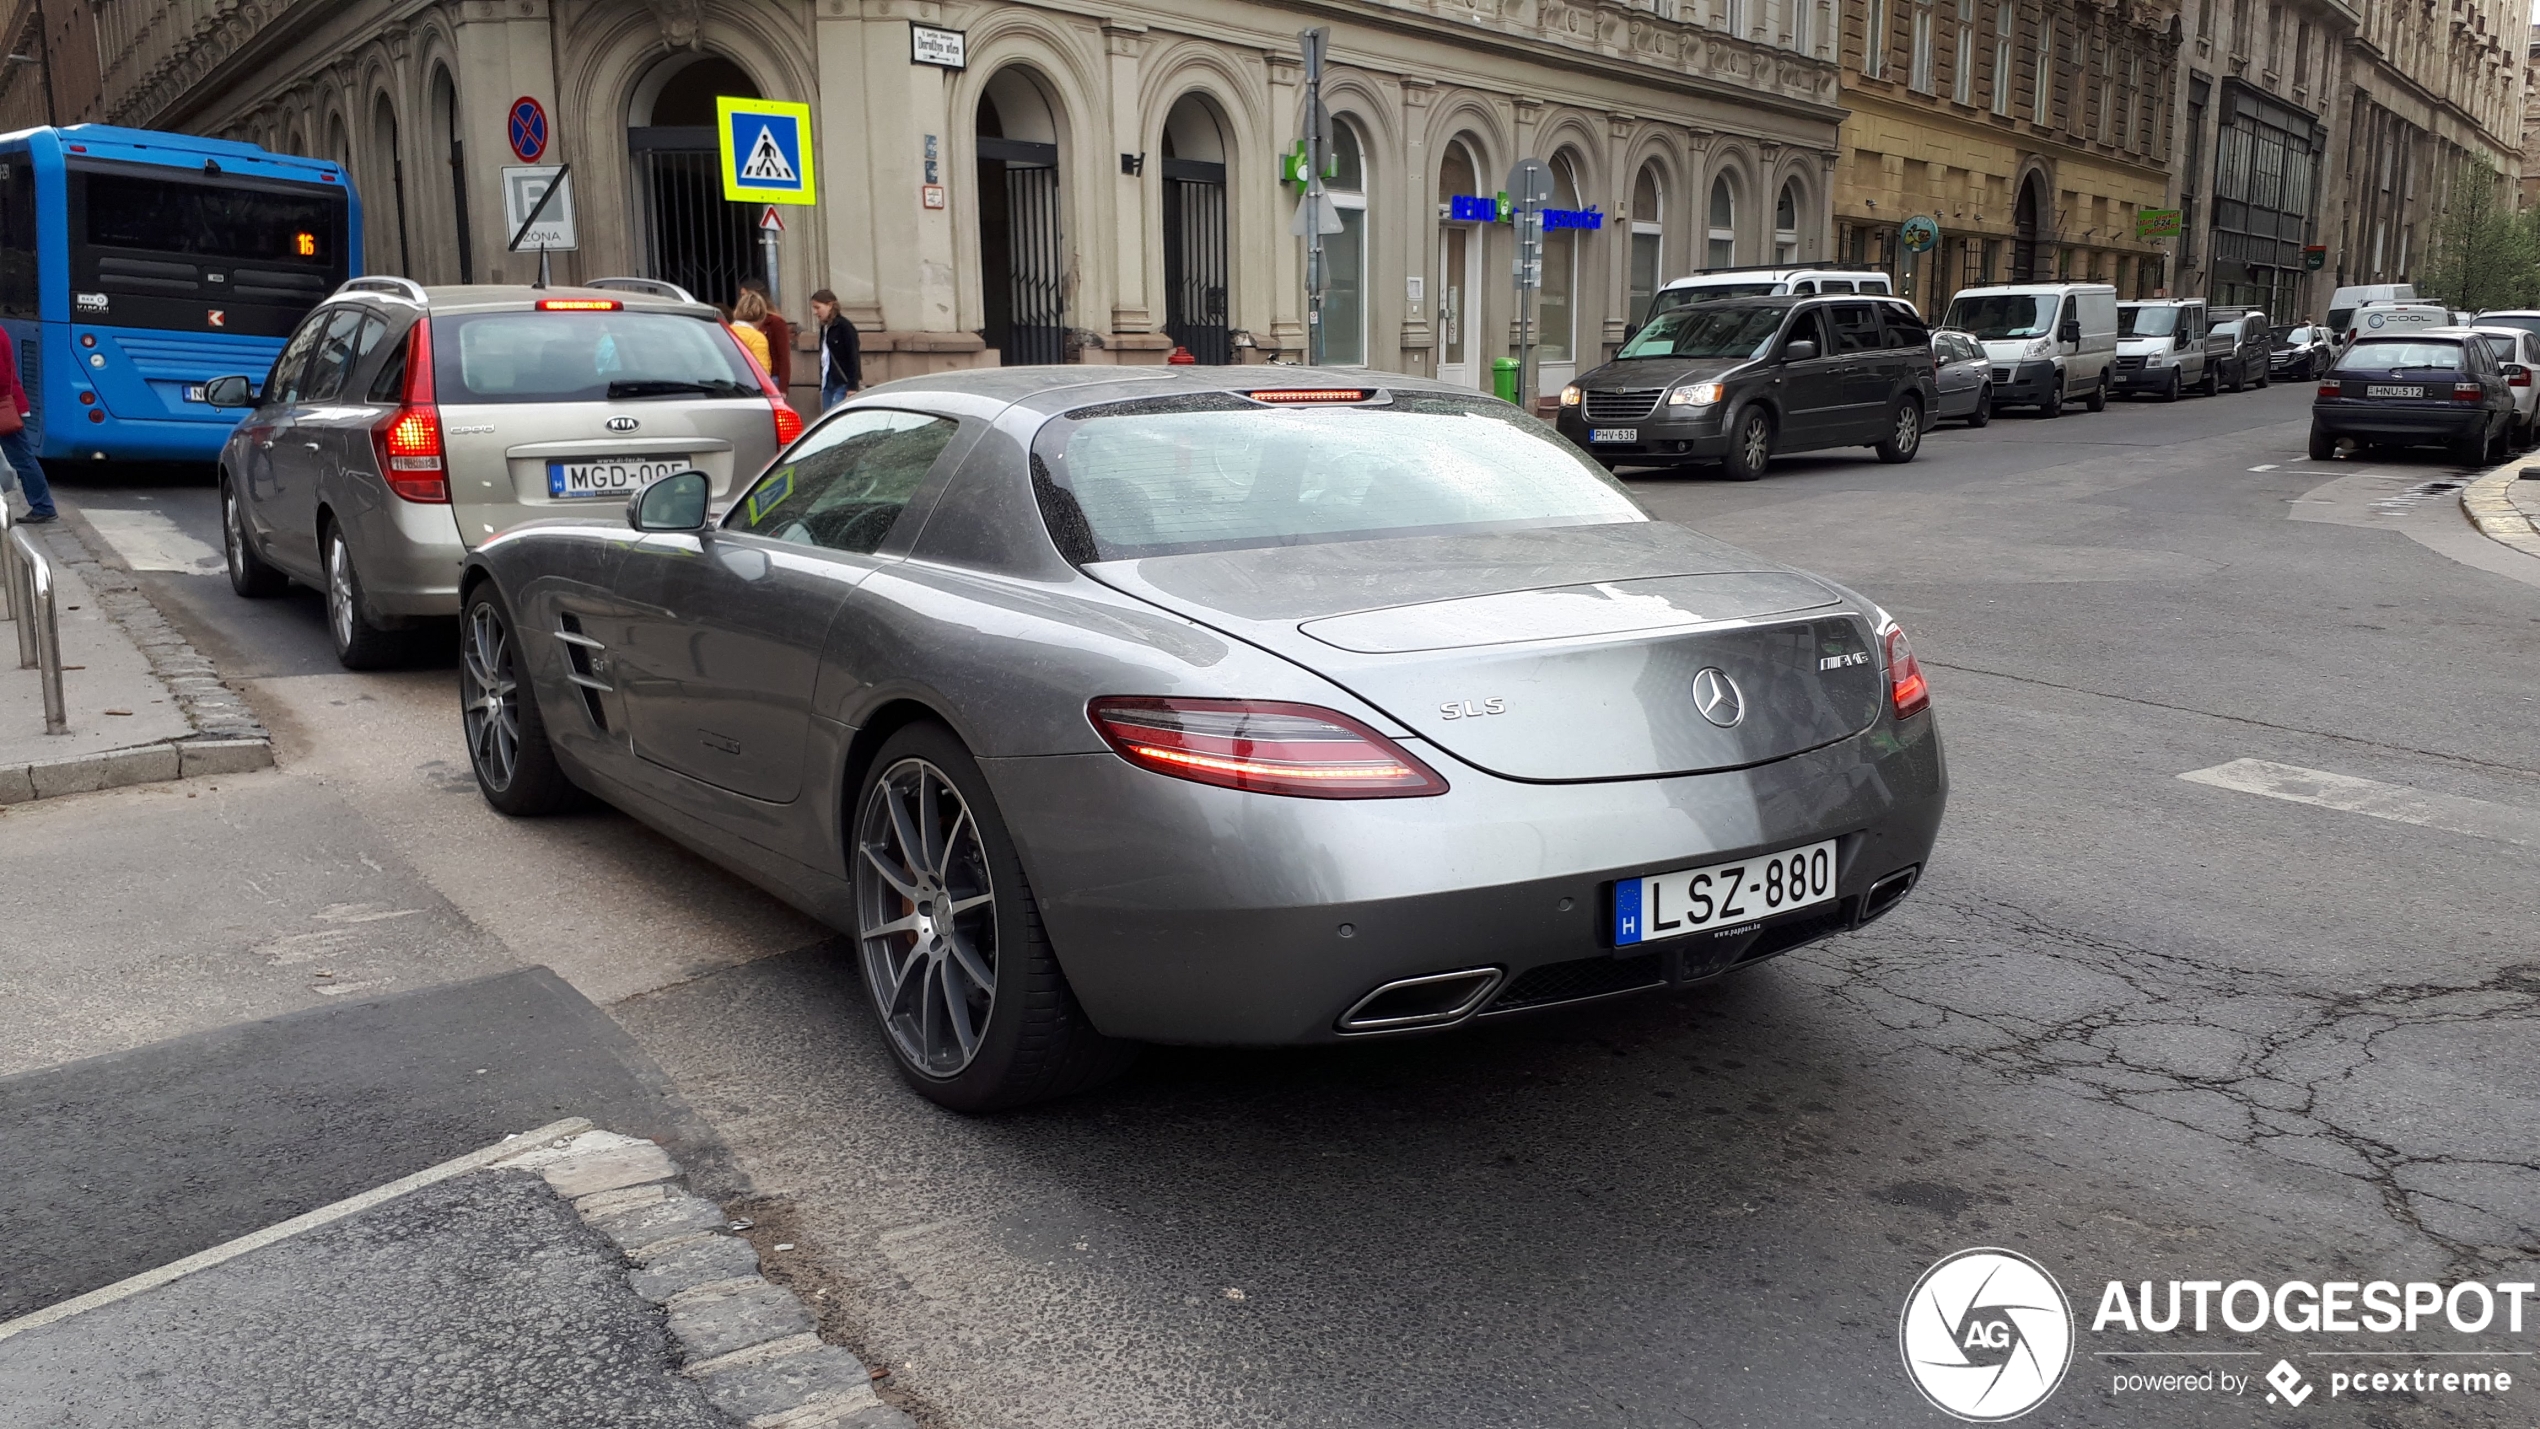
[70,162,347,335]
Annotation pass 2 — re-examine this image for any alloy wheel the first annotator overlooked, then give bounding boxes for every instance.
[1740,415,1770,471]
[461,602,521,792]
[1894,404,1920,453]
[327,536,356,651]
[224,487,246,582]
[856,757,999,1077]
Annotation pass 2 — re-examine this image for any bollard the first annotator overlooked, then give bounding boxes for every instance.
[6,525,64,733]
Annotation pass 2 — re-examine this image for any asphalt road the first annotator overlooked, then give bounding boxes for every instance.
[20,383,2540,1427]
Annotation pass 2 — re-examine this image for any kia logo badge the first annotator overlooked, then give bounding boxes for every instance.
[606,416,640,432]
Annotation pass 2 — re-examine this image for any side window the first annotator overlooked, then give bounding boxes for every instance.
[1782,309,1830,356]
[0,156,35,320]
[299,309,373,403]
[1830,303,1882,353]
[1792,280,1817,295]
[1880,305,1930,349]
[726,408,959,554]
[266,311,333,404]
[366,319,414,402]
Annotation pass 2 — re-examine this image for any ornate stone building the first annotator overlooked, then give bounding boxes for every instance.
[2173,0,2524,321]
[0,0,1849,397]
[1830,1,2185,317]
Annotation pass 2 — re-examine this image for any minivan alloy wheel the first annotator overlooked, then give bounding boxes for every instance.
[1738,414,1770,470]
[856,757,999,1078]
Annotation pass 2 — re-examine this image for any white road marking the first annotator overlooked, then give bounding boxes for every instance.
[2248,464,2279,471]
[81,507,223,573]
[2179,759,2540,848]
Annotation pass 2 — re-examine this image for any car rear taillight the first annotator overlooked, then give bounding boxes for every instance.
[1882,623,1930,719]
[1086,698,1449,799]
[369,319,446,502]
[2513,370,2532,388]
[731,327,805,447]
[2453,382,2485,402]
[2317,381,2343,398]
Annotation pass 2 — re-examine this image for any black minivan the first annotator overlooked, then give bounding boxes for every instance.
[2309,328,2516,464]
[1558,295,1941,480]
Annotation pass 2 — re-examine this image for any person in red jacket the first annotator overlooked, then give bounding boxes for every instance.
[0,324,52,523]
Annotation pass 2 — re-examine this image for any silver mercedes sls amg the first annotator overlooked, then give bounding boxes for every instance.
[457,367,1947,1110]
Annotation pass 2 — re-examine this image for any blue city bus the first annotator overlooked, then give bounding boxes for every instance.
[0,124,360,464]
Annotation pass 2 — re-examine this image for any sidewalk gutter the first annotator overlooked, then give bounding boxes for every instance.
[0,508,271,805]
[2462,462,2540,561]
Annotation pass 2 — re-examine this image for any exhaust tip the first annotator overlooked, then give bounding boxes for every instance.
[1858,865,1921,925]
[1336,968,1504,1034]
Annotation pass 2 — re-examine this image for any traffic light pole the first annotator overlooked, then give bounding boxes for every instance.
[1300,27,1330,367]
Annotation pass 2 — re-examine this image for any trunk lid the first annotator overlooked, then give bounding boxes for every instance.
[441,398,773,549]
[1090,524,1887,781]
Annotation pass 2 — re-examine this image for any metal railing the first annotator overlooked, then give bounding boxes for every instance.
[0,503,67,735]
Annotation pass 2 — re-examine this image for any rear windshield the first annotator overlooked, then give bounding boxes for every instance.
[2118,307,2182,337]
[432,310,758,404]
[2333,340,2463,373]
[2477,314,2540,339]
[1944,294,2056,340]
[1616,305,1787,359]
[1034,395,1646,561]
[2482,336,2518,362]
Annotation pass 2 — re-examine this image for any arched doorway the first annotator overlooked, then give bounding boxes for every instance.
[429,68,472,283]
[369,95,411,276]
[629,55,761,306]
[2012,173,2044,282]
[976,68,1066,365]
[1159,94,1229,364]
[1435,136,1484,388]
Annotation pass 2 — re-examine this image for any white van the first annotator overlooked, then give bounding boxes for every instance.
[2324,283,2417,337]
[2341,302,2450,344]
[1648,267,1896,320]
[1940,283,2120,415]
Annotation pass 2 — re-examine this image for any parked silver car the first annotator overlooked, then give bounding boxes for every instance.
[2469,326,2540,447]
[208,277,797,667]
[1930,328,1993,426]
[456,367,1949,1110]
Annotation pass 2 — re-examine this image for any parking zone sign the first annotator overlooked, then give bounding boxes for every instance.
[717,97,816,205]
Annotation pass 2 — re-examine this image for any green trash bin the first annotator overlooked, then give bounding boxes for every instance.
[1491,357,1520,405]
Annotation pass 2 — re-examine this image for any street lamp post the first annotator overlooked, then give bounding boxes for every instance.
[1298,27,1331,367]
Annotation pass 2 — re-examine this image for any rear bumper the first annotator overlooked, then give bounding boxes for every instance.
[343,490,468,618]
[2311,401,2490,443]
[985,712,1947,1046]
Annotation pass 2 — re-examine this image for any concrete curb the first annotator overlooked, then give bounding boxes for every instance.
[2461,464,2540,560]
[0,1120,910,1429]
[0,515,275,806]
[524,1130,915,1429]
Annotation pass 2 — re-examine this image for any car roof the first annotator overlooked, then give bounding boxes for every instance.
[862,363,1499,418]
[318,280,721,321]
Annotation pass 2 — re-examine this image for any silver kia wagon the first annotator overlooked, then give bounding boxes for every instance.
[207,276,797,667]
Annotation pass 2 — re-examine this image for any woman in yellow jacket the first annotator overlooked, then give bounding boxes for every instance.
[728,290,775,374]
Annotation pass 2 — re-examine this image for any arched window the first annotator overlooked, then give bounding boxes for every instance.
[974,66,1068,364]
[429,67,471,283]
[1628,163,1664,328]
[1160,94,1231,364]
[1322,120,1367,365]
[1775,181,1800,264]
[1537,153,1581,367]
[1436,138,1483,382]
[1707,175,1736,267]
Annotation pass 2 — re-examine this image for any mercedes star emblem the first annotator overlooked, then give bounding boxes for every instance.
[1692,667,1744,728]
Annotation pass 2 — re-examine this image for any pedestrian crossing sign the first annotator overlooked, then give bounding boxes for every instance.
[717,96,816,205]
